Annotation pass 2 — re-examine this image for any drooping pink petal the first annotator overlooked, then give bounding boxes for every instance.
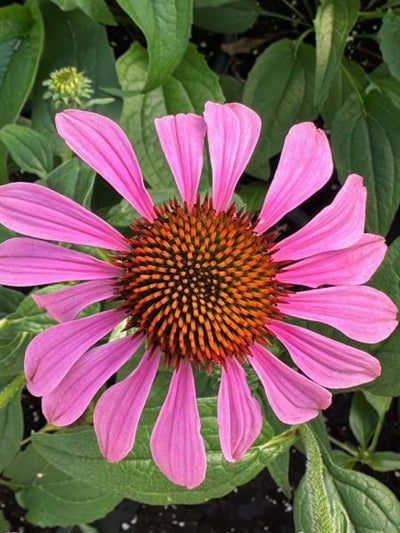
[25,309,125,396]
[272,174,367,261]
[276,234,387,288]
[55,109,155,220]
[32,279,116,323]
[0,238,121,287]
[150,360,206,488]
[268,319,381,388]
[43,334,145,426]
[94,347,161,462]
[278,286,398,343]
[155,113,206,207]
[218,357,262,462]
[256,123,333,234]
[248,343,332,424]
[0,182,128,251]
[204,102,261,212]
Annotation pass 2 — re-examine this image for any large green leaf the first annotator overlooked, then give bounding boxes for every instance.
[0,377,24,471]
[294,447,400,532]
[49,0,115,25]
[45,158,95,208]
[243,39,318,180]
[0,1,44,181]
[331,91,400,235]
[4,446,121,527]
[117,42,223,189]
[378,8,400,81]
[31,0,121,155]
[116,0,192,91]
[33,398,297,505]
[313,0,359,106]
[0,124,53,179]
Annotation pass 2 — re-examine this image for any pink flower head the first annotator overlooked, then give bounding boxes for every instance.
[0,103,397,489]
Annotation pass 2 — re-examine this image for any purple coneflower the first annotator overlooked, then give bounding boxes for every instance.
[0,102,397,488]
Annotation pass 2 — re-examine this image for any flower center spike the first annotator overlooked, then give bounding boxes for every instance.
[115,198,281,368]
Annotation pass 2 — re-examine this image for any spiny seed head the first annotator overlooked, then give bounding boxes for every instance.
[43,66,94,109]
[115,198,283,370]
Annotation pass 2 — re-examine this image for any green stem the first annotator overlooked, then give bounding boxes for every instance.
[299,424,335,533]
[368,403,391,452]
[358,10,386,19]
[328,436,359,457]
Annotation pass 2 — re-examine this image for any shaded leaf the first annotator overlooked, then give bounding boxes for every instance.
[194,0,262,34]
[49,0,115,25]
[378,8,400,81]
[0,377,24,471]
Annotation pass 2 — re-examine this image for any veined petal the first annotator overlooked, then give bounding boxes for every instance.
[278,286,398,343]
[204,102,261,212]
[43,334,145,426]
[268,320,381,388]
[155,113,206,208]
[94,347,161,463]
[256,123,333,234]
[150,360,206,489]
[276,234,387,288]
[55,109,155,220]
[273,174,367,261]
[0,182,128,251]
[25,309,125,396]
[33,279,116,323]
[218,357,262,462]
[0,238,121,287]
[248,343,332,424]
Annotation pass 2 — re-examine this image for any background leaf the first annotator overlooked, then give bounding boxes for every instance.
[243,39,318,179]
[0,378,24,471]
[331,91,400,235]
[313,0,359,106]
[378,8,400,81]
[117,42,223,189]
[194,0,262,33]
[116,0,193,91]
[0,1,44,181]
[45,158,95,208]
[32,398,297,505]
[49,0,115,25]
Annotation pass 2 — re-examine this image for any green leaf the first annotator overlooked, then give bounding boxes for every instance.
[321,58,368,128]
[313,0,360,106]
[116,0,193,91]
[49,0,115,25]
[349,392,377,449]
[294,441,400,532]
[0,286,25,318]
[33,398,297,505]
[238,180,269,213]
[378,8,400,81]
[219,74,244,103]
[194,0,262,34]
[0,511,10,532]
[0,124,53,178]
[368,65,400,109]
[367,451,400,472]
[0,1,44,181]
[4,446,121,527]
[45,158,95,208]
[0,377,24,471]
[117,42,223,189]
[31,0,121,156]
[331,91,400,235]
[243,39,318,179]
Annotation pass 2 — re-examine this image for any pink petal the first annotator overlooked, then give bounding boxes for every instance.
[276,234,387,288]
[150,360,206,488]
[25,309,125,396]
[204,102,261,211]
[155,113,206,207]
[0,182,128,251]
[32,280,116,322]
[55,110,155,220]
[273,174,367,261]
[278,286,398,343]
[268,319,381,388]
[256,123,333,234]
[218,357,262,462]
[43,334,145,426]
[94,347,161,462]
[0,238,121,287]
[248,343,332,424]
